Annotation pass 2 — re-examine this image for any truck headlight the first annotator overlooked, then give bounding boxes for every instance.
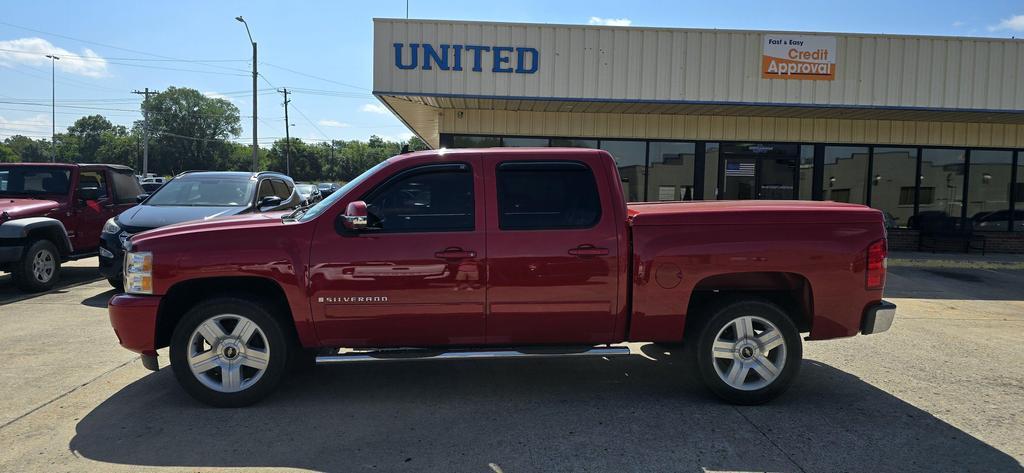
[102,218,121,235]
[124,251,153,294]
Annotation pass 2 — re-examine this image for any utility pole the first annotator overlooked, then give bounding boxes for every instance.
[278,88,291,176]
[132,88,158,176]
[45,54,59,162]
[236,16,258,172]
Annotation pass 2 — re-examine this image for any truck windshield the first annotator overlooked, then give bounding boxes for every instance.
[297,160,389,222]
[0,166,71,195]
[146,177,255,207]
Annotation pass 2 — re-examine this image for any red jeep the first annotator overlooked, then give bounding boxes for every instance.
[108,148,895,407]
[0,163,142,291]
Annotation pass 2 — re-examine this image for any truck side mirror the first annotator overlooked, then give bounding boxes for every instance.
[341,201,368,230]
[258,195,283,211]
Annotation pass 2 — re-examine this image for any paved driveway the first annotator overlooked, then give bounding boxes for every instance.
[0,258,1021,472]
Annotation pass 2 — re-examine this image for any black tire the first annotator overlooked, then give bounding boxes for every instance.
[694,298,802,405]
[107,277,124,292]
[11,239,61,292]
[169,297,291,407]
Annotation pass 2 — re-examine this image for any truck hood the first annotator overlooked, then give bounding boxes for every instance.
[0,198,61,219]
[130,211,290,245]
[117,204,248,231]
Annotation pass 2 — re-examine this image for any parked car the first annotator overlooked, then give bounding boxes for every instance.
[99,171,302,290]
[140,176,166,185]
[0,163,142,291]
[973,209,1024,232]
[294,183,322,205]
[317,182,339,196]
[108,148,894,407]
[140,182,165,193]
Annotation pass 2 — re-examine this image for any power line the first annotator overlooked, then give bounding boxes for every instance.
[260,62,369,92]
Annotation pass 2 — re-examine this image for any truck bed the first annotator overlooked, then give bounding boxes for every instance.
[623,199,886,343]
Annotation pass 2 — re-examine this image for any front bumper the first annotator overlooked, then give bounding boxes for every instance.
[0,245,24,264]
[98,231,127,279]
[109,293,162,369]
[861,300,897,335]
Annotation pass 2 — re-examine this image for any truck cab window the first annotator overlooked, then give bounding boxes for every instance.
[363,164,474,232]
[496,161,601,230]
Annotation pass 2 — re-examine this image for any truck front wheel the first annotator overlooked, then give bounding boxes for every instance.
[169,297,291,407]
[694,299,802,405]
[11,239,61,292]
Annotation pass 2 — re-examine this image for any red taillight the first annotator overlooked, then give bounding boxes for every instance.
[866,239,887,290]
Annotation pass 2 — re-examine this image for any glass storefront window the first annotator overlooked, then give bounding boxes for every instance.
[799,145,814,200]
[452,135,500,148]
[705,143,720,200]
[870,147,918,229]
[503,137,549,147]
[600,140,647,202]
[823,146,869,204]
[918,149,966,228]
[647,142,696,201]
[967,150,1015,232]
[551,138,598,148]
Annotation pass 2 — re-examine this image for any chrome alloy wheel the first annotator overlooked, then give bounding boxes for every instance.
[711,315,787,391]
[187,314,270,393]
[31,248,55,283]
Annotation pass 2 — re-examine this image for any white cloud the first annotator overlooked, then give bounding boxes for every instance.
[360,103,389,115]
[952,20,965,28]
[588,17,632,26]
[202,91,237,103]
[0,113,56,139]
[0,37,109,78]
[989,14,1024,32]
[377,131,414,143]
[318,119,350,128]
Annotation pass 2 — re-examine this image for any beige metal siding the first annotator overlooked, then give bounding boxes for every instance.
[439,108,1024,148]
[374,19,1024,112]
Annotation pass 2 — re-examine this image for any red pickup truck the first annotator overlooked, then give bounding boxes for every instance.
[108,148,895,407]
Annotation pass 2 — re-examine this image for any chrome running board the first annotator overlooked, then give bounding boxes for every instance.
[315,346,631,364]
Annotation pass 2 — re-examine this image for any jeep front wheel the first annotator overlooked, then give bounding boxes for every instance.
[169,298,290,407]
[11,239,60,292]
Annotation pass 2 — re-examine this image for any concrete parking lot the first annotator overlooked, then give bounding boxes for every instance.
[0,256,1021,472]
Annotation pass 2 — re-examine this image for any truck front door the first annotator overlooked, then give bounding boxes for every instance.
[308,157,487,347]
[484,155,620,345]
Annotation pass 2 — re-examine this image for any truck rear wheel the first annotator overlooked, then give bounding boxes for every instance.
[11,239,60,292]
[169,297,291,407]
[694,299,802,405]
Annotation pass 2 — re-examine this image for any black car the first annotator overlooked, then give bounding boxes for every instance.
[140,181,164,193]
[317,182,339,196]
[99,171,302,289]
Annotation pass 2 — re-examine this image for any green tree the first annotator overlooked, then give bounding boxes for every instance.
[65,115,126,163]
[0,143,19,163]
[141,87,241,174]
[3,135,48,162]
[405,136,429,151]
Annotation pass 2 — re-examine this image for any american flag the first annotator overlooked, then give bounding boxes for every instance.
[725,161,756,177]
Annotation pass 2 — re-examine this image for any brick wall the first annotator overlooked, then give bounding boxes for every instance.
[886,228,1024,254]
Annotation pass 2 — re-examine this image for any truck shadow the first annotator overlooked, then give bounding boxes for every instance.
[885,266,1024,301]
[0,266,102,305]
[69,351,1018,472]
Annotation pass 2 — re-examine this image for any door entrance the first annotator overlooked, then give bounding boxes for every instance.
[719,144,800,200]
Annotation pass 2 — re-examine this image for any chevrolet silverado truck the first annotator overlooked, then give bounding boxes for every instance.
[0,163,142,291]
[108,148,895,407]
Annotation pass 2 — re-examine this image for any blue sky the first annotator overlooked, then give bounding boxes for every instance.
[1,0,1021,146]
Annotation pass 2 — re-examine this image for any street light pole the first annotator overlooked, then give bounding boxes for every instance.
[236,16,258,172]
[45,54,59,162]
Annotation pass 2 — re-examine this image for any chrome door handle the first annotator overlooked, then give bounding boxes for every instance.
[568,245,609,257]
[435,248,477,259]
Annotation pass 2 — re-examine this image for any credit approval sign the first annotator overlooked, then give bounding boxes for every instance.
[762,34,837,81]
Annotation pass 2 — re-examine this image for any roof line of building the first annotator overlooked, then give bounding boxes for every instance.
[374,90,1024,118]
[372,17,1024,43]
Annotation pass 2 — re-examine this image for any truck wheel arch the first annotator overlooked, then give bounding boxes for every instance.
[155,276,299,350]
[0,217,73,257]
[684,271,814,337]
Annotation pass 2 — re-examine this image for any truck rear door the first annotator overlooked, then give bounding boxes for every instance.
[484,153,621,344]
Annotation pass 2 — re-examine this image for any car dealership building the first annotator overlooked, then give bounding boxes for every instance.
[373,18,1024,251]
